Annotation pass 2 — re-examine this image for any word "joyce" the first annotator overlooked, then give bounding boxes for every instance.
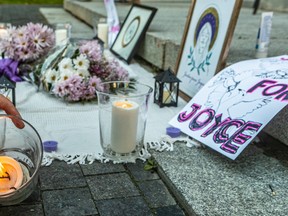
[177,103,262,154]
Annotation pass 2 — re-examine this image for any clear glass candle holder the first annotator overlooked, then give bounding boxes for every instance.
[96,81,153,162]
[53,22,71,46]
[0,115,43,206]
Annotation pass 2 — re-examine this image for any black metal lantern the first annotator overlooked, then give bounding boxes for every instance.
[154,68,181,108]
[0,75,16,106]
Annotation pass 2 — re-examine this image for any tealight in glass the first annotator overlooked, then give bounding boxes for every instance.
[96,81,153,162]
[0,115,43,206]
[54,22,71,46]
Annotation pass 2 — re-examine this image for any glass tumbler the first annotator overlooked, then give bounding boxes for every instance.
[96,81,153,162]
[0,115,43,206]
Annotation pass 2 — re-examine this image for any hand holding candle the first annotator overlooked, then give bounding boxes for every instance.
[111,100,139,153]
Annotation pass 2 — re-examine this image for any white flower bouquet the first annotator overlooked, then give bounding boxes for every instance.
[37,40,130,102]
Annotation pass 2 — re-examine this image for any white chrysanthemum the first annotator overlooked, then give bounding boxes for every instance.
[45,68,59,83]
[58,70,73,82]
[73,54,89,70]
[58,58,73,73]
[75,68,90,78]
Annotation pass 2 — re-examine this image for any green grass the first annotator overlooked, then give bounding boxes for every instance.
[0,0,63,4]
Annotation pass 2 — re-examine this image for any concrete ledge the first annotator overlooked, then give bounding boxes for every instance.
[152,134,288,216]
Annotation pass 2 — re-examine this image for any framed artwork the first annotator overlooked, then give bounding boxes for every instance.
[175,0,243,101]
[110,4,157,64]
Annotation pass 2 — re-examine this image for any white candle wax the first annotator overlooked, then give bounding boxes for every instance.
[55,29,68,46]
[111,100,139,153]
[97,23,108,48]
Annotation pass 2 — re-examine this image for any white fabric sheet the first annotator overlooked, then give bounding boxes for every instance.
[15,62,185,165]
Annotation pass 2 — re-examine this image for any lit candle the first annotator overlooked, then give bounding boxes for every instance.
[0,156,23,195]
[55,29,68,46]
[163,90,172,104]
[97,22,108,48]
[111,100,139,153]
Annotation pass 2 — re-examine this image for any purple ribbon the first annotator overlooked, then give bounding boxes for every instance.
[0,58,22,82]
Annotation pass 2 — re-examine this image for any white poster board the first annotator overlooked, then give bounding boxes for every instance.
[170,56,288,160]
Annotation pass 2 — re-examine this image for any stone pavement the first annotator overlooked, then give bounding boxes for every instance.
[0,5,186,216]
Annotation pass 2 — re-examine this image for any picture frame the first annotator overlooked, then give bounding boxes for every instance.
[110,4,157,64]
[175,0,243,101]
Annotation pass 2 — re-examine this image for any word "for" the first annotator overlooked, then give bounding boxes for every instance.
[247,79,288,102]
[177,103,262,154]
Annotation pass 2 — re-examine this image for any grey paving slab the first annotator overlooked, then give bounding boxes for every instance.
[80,161,126,175]
[86,173,140,200]
[0,204,44,216]
[138,179,177,208]
[42,187,98,216]
[155,205,186,216]
[40,161,87,190]
[0,5,58,26]
[126,160,160,181]
[96,196,153,216]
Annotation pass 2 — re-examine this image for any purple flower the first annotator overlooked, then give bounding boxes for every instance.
[0,22,55,63]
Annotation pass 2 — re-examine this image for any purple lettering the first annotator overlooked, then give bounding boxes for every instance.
[220,121,262,154]
[247,80,277,93]
[213,119,245,143]
[189,108,215,131]
[177,103,201,122]
[201,114,231,137]
[262,84,287,96]
[275,90,288,101]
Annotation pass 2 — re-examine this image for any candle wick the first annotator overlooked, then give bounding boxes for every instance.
[0,171,10,180]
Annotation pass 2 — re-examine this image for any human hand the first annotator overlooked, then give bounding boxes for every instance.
[0,94,24,129]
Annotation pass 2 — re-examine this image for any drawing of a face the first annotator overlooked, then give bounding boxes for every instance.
[197,23,212,55]
[194,7,219,51]
[122,16,140,47]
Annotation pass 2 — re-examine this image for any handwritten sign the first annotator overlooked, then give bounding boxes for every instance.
[170,56,288,159]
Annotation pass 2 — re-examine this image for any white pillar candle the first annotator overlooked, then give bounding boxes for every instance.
[97,23,108,48]
[111,100,139,153]
[55,29,68,46]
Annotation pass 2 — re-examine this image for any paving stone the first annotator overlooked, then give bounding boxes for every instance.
[126,160,159,181]
[86,173,140,200]
[155,205,186,216]
[39,161,87,190]
[0,204,44,216]
[138,179,176,208]
[21,182,42,204]
[42,187,98,216]
[96,196,153,216]
[80,161,125,175]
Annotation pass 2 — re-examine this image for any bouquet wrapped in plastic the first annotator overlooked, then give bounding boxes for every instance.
[36,40,129,102]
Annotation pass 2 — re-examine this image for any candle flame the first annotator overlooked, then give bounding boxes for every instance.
[0,162,4,174]
[114,101,133,109]
[0,162,9,179]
